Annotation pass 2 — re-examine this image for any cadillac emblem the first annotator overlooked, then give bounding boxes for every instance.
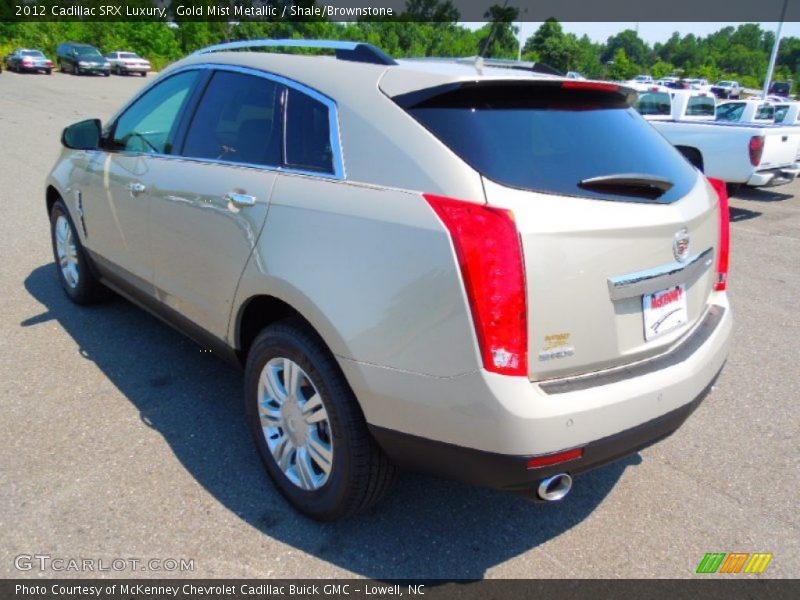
[673,228,690,262]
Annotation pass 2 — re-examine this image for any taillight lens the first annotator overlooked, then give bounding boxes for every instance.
[707,177,730,291]
[424,194,528,376]
[562,80,619,92]
[749,135,764,166]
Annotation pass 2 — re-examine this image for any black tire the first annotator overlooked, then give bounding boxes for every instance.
[104,70,110,77]
[46,69,52,75]
[244,320,397,520]
[49,199,109,305]
[141,71,147,77]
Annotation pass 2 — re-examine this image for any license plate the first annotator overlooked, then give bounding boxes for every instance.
[642,285,688,341]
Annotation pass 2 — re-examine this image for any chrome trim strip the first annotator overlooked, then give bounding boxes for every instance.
[104,63,346,181]
[607,247,714,301]
[540,305,725,394]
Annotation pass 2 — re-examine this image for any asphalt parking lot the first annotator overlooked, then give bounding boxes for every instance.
[0,70,798,579]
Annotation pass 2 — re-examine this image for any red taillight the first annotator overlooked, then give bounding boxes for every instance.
[707,177,730,291]
[749,135,764,166]
[562,80,619,92]
[424,194,528,376]
[527,448,583,469]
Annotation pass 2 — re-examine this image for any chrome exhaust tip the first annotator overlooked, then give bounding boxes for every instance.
[537,473,573,501]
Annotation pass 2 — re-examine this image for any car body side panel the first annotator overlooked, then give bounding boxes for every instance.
[146,158,277,341]
[230,173,480,377]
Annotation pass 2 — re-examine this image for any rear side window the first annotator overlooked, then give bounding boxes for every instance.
[182,71,282,166]
[402,82,697,203]
[686,96,715,117]
[284,88,334,173]
[634,92,671,116]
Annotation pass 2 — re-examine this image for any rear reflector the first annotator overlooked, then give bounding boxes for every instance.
[562,80,620,93]
[527,448,584,469]
[424,194,528,376]
[749,135,764,166]
[707,177,730,291]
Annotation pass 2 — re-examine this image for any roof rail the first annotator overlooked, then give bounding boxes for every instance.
[192,39,397,66]
[459,57,564,76]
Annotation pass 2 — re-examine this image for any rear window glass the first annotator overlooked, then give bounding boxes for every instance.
[774,105,789,123]
[716,103,744,121]
[634,92,671,116]
[403,82,698,203]
[756,104,775,120]
[686,96,715,117]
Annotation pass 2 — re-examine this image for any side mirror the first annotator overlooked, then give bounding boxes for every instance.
[61,119,101,150]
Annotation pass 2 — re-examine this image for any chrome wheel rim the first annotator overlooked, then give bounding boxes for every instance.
[258,357,333,490]
[55,215,79,288]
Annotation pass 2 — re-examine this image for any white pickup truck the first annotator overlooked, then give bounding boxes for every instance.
[634,89,800,189]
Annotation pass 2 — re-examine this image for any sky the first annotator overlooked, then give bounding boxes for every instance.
[464,21,800,46]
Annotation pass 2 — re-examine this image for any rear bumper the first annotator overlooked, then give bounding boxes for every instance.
[342,296,731,485]
[370,369,719,493]
[748,165,800,187]
[118,65,149,73]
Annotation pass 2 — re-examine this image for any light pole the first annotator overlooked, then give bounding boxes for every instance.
[762,0,790,98]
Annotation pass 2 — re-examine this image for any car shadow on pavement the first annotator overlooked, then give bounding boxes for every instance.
[734,186,794,202]
[22,264,635,580]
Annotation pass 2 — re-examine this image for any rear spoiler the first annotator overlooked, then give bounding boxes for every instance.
[392,79,637,110]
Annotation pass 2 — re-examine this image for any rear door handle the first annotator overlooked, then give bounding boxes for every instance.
[224,192,256,207]
[129,182,146,196]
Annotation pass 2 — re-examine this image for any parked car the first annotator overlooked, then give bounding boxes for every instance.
[634,89,800,189]
[47,40,732,520]
[716,100,776,124]
[106,51,151,77]
[682,78,712,92]
[710,80,741,99]
[624,74,656,92]
[5,48,53,74]
[768,81,792,98]
[56,42,110,76]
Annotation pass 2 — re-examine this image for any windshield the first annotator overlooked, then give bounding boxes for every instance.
[120,53,140,59]
[22,50,44,57]
[717,82,733,87]
[75,47,102,57]
[774,105,790,123]
[403,82,697,204]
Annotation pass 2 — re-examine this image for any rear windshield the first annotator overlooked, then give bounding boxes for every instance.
[716,103,744,121]
[634,91,671,116]
[755,104,775,121]
[686,96,715,117]
[774,105,789,123]
[402,82,697,203]
[22,50,44,57]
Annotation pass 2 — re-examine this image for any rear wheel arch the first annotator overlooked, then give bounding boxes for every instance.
[46,185,63,217]
[236,295,331,366]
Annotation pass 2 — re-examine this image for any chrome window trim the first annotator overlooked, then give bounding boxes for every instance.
[607,247,714,301]
[105,63,346,181]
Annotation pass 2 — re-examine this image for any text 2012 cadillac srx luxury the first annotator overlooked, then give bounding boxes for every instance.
[46,40,732,520]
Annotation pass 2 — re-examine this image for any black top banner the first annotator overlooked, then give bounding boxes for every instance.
[1,0,799,23]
